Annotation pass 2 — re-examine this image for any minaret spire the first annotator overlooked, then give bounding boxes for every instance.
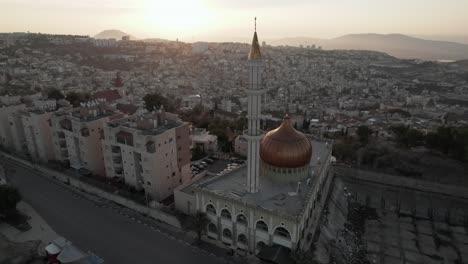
[255,17,257,32]
[248,17,262,60]
[245,21,264,193]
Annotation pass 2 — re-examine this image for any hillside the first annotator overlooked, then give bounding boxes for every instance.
[269,34,468,61]
[94,29,136,40]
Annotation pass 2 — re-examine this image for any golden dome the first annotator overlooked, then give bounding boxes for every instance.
[260,115,312,168]
[248,32,262,60]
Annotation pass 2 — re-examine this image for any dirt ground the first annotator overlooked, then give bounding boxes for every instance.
[0,201,58,264]
[0,233,42,264]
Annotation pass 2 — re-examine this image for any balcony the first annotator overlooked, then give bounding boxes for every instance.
[59,119,73,132]
[59,141,67,149]
[111,146,121,153]
[116,131,133,146]
[113,157,122,165]
[81,127,90,137]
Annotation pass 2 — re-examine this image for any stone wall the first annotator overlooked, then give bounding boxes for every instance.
[336,166,468,226]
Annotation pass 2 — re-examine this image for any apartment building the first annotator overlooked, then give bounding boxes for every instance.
[102,109,191,201]
[51,100,122,176]
[0,103,25,152]
[18,100,68,162]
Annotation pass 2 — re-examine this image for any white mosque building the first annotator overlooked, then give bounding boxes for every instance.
[175,26,334,259]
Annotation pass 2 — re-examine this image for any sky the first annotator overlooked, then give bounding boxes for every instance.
[1,0,468,42]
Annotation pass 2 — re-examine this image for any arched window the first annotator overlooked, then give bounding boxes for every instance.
[207,223,217,233]
[221,209,232,220]
[222,228,232,239]
[236,214,248,226]
[238,234,247,245]
[274,227,291,239]
[257,241,266,250]
[206,204,216,215]
[256,220,268,232]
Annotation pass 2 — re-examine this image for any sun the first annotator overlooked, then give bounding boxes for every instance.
[143,0,213,37]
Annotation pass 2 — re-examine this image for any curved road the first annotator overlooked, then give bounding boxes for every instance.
[2,159,221,264]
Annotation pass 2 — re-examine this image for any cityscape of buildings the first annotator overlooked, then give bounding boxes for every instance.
[0,21,467,264]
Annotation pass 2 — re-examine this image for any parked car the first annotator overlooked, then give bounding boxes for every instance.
[200,161,208,167]
[205,158,214,164]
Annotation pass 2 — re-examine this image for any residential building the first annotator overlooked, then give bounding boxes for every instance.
[191,128,218,154]
[234,135,248,157]
[102,109,191,201]
[0,102,25,152]
[20,100,67,162]
[51,100,122,176]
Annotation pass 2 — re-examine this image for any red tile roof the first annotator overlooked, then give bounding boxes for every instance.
[116,103,139,115]
[92,89,122,103]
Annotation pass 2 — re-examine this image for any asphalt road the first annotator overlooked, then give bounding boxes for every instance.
[1,158,222,264]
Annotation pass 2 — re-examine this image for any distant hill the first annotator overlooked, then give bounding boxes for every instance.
[269,34,468,61]
[94,29,136,40]
[450,60,468,70]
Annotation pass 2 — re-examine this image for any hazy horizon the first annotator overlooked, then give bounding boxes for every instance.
[2,0,468,43]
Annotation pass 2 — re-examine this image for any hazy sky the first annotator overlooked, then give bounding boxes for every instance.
[2,0,468,42]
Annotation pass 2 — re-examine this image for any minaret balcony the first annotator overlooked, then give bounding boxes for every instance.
[243,130,264,140]
[246,88,266,95]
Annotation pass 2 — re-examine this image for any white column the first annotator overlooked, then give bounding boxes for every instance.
[245,59,264,193]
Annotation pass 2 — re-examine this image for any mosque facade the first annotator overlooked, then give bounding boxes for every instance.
[175,27,334,256]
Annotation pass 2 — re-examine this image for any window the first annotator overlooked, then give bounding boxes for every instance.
[236,214,247,226]
[222,228,232,239]
[274,227,291,239]
[221,209,232,220]
[257,241,266,250]
[208,223,217,233]
[206,204,216,215]
[237,234,247,245]
[256,221,268,232]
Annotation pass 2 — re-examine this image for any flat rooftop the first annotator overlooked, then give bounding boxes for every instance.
[184,138,332,217]
[107,113,184,136]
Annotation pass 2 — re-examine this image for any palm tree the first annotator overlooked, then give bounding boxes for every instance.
[186,212,210,242]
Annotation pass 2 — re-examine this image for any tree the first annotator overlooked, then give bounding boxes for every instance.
[0,185,22,219]
[185,212,210,242]
[143,92,179,112]
[356,125,372,145]
[46,88,65,100]
[66,91,91,107]
[192,145,206,161]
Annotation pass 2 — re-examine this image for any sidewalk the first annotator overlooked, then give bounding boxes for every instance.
[1,152,262,264]
[0,201,58,256]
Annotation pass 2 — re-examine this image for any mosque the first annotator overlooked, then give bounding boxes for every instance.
[175,25,334,259]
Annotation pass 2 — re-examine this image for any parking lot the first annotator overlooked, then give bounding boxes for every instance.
[191,157,245,177]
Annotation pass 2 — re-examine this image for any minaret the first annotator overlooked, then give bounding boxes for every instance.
[245,18,264,193]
